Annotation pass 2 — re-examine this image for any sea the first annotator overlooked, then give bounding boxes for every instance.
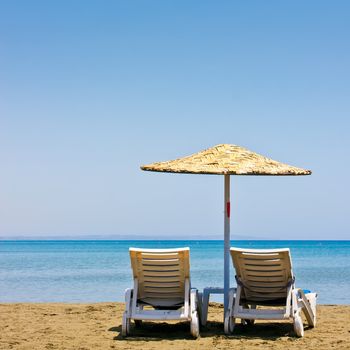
[0,240,349,304]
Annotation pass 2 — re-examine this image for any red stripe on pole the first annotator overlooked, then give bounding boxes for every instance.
[226,202,230,218]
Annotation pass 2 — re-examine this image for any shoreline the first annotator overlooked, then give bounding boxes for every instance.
[1,303,349,349]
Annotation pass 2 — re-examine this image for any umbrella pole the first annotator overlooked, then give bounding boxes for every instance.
[224,174,230,314]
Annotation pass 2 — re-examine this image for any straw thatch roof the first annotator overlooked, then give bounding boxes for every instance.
[141,144,311,176]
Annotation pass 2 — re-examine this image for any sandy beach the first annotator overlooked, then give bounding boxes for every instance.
[1,303,349,350]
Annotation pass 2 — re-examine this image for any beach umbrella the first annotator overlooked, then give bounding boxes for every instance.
[141,144,311,314]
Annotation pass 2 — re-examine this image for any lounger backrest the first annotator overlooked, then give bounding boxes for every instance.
[129,247,190,306]
[230,247,293,302]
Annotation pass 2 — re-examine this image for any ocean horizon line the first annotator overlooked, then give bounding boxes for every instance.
[1,237,349,241]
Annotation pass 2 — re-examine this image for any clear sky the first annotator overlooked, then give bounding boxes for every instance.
[1,1,349,239]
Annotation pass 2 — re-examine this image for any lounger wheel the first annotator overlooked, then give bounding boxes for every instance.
[122,312,130,337]
[190,311,200,338]
[224,312,235,334]
[293,315,304,337]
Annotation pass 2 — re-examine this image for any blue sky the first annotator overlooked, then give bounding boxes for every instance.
[0,1,349,239]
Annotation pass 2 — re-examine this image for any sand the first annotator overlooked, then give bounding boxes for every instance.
[0,303,349,350]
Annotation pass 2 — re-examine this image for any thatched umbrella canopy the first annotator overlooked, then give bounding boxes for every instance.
[141,144,311,175]
[141,144,311,315]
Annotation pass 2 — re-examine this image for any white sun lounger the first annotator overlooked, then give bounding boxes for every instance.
[122,247,200,338]
[224,247,317,337]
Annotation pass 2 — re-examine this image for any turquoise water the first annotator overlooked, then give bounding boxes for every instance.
[0,240,349,304]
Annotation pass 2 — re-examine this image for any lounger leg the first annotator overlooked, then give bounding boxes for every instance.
[197,292,203,327]
[292,289,304,337]
[134,305,143,328]
[248,305,256,325]
[241,304,255,326]
[122,288,132,337]
[201,290,210,327]
[190,289,200,338]
[224,289,236,334]
[293,311,304,337]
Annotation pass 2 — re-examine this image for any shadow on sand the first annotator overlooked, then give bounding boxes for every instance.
[109,320,306,341]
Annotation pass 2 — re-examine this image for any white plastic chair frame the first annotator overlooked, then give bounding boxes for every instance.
[122,247,200,338]
[224,247,317,337]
